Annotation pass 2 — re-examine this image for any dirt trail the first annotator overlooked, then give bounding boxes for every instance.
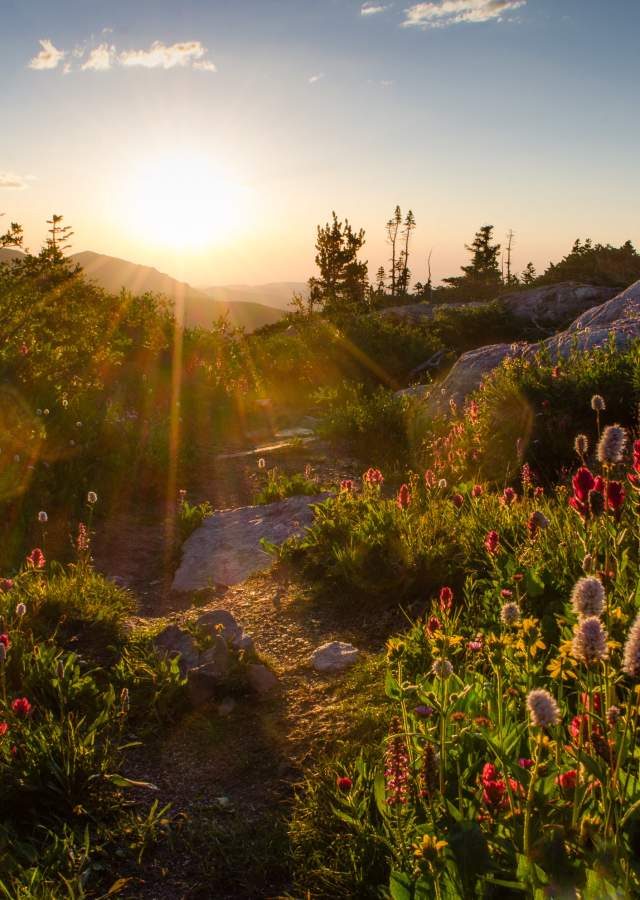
[91,439,391,898]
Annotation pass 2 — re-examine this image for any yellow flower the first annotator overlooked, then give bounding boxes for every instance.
[413,834,448,861]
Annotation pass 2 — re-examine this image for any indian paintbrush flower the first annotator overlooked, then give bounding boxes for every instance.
[396,483,411,509]
[26,548,45,569]
[439,586,453,613]
[484,530,500,555]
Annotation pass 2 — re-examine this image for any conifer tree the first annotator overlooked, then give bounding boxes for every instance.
[307,212,368,318]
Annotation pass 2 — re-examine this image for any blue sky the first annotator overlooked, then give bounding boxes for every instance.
[2,0,639,285]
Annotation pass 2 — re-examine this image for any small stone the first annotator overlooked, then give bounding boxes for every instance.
[246,663,279,694]
[153,625,200,672]
[197,610,254,652]
[311,641,360,674]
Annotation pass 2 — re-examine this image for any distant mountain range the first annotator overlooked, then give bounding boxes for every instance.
[0,248,291,332]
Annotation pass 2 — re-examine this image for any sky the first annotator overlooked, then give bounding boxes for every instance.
[1,0,639,287]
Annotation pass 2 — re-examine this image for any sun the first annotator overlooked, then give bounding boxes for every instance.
[127,155,252,250]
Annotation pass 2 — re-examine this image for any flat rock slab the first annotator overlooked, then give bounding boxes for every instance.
[172,493,331,592]
[312,641,361,673]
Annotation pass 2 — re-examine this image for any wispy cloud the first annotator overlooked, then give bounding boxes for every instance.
[28,39,65,70]
[402,0,526,29]
[0,172,31,190]
[308,72,325,84]
[28,38,216,74]
[361,2,391,14]
[118,40,209,69]
[81,44,114,71]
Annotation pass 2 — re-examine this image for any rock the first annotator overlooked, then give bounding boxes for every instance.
[153,625,200,671]
[246,663,279,694]
[106,574,129,589]
[187,663,225,706]
[196,609,254,652]
[500,282,617,329]
[218,697,236,716]
[172,493,331,591]
[380,300,484,324]
[199,634,230,677]
[311,641,360,674]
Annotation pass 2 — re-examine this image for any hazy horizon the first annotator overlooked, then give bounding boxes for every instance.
[3,0,639,286]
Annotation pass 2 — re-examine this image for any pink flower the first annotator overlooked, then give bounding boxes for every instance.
[467,640,482,652]
[534,486,545,498]
[556,770,577,791]
[471,484,483,498]
[0,634,10,650]
[396,484,411,510]
[501,487,517,506]
[340,479,354,493]
[11,697,32,718]
[518,758,533,769]
[19,343,29,355]
[451,493,464,508]
[0,579,14,592]
[427,616,440,634]
[0,723,8,737]
[439,586,453,614]
[336,776,353,792]
[500,588,513,599]
[484,531,500,556]
[363,468,384,487]
[424,470,436,489]
[26,548,45,569]
[606,481,625,518]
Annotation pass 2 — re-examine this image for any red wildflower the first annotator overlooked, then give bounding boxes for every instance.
[11,697,32,718]
[482,763,499,785]
[451,492,464,508]
[424,469,436,488]
[501,487,517,506]
[0,579,14,592]
[0,723,8,737]
[556,770,578,791]
[518,758,533,769]
[580,692,601,713]
[570,715,590,744]
[500,588,513,598]
[439,586,453,614]
[26,548,45,569]
[534,487,545,498]
[396,483,411,510]
[569,467,595,519]
[427,616,440,634]
[513,573,524,582]
[0,634,10,650]
[19,343,29,355]
[363,467,384,486]
[606,481,625,518]
[340,479,354,492]
[484,530,500,555]
[336,776,353,792]
[471,484,483,498]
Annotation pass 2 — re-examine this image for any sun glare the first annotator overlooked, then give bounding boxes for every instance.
[127,156,252,250]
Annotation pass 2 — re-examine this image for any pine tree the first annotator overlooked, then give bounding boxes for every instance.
[307,212,369,318]
[521,261,536,284]
[396,209,416,296]
[386,206,402,298]
[443,224,502,299]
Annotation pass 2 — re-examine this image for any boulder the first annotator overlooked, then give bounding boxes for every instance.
[311,641,360,674]
[198,634,230,676]
[246,663,279,694]
[187,663,225,706]
[172,493,331,592]
[500,282,618,329]
[153,625,200,671]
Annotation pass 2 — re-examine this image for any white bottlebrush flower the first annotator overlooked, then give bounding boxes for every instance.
[500,601,521,626]
[37,511,48,523]
[87,491,98,504]
[591,394,606,412]
[16,602,26,617]
[622,613,640,679]
[570,576,605,619]
[597,424,626,465]
[527,688,560,728]
[257,458,266,470]
[572,616,608,664]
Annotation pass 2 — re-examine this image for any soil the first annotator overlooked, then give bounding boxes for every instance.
[91,436,394,899]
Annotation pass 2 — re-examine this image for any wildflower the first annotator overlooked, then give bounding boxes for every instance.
[340,479,354,492]
[534,486,545,498]
[427,616,440,634]
[37,511,48,523]
[437,478,447,490]
[0,723,8,737]
[521,463,532,491]
[363,467,384,486]
[471,484,483,498]
[420,743,439,798]
[26,548,45,569]
[467,400,479,422]
[439,586,453,614]
[396,483,411,509]
[16,602,26,617]
[582,554,593,573]
[414,705,434,718]
[527,510,549,539]
[597,425,627,465]
[605,481,625,517]
[570,714,590,744]
[336,776,352,792]
[571,577,605,619]
[607,706,621,726]
[385,717,409,806]
[500,588,513,599]
[11,697,32,718]
[552,366,561,378]
[178,488,187,501]
[431,659,453,679]
[19,343,28,355]
[591,394,606,412]
[0,634,10,651]
[451,492,464,508]
[474,715,493,729]
[527,688,560,728]
[501,602,520,626]
[588,488,605,517]
[0,579,14,592]
[501,487,517,506]
[556,770,578,791]
[518,758,534,769]
[467,640,483,652]
[87,491,98,504]
[569,467,595,518]
[76,523,89,554]
[484,530,500,555]
[424,470,436,488]
[574,434,589,457]
[513,573,524,583]
[413,833,447,862]
[572,616,608,664]
[622,613,640,679]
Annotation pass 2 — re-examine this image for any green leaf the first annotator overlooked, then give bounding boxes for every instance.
[102,773,158,790]
[389,870,413,900]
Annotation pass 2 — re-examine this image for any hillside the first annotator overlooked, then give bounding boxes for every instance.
[201,281,308,311]
[0,248,284,332]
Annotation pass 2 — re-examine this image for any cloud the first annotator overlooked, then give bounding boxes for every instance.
[402,0,526,28]
[361,2,390,14]
[28,39,65,70]
[118,40,208,69]
[0,172,30,190]
[308,72,325,84]
[28,38,217,74]
[81,44,114,71]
